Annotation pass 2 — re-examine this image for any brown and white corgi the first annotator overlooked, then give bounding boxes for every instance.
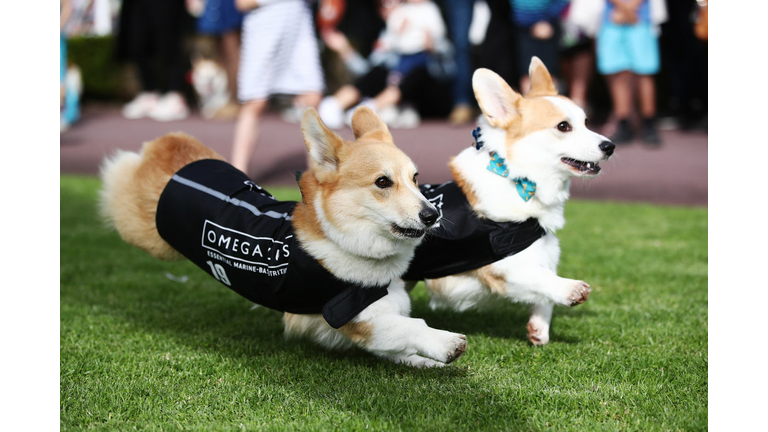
[415,58,615,345]
[98,107,467,367]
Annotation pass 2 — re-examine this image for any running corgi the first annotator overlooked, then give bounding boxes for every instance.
[405,58,615,345]
[98,107,467,367]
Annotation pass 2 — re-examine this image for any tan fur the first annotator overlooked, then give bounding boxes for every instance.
[450,160,479,208]
[526,56,559,98]
[99,133,225,260]
[473,267,507,296]
[336,321,374,345]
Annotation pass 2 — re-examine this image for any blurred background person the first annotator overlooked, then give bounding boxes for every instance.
[318,0,453,130]
[510,0,569,94]
[193,0,244,100]
[231,0,325,176]
[559,0,595,112]
[117,0,193,121]
[596,0,667,146]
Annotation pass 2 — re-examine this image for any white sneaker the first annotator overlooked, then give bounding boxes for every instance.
[318,96,344,130]
[377,105,399,126]
[148,92,189,122]
[393,106,420,129]
[122,92,159,119]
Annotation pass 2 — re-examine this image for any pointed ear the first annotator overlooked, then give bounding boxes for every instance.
[472,68,521,128]
[527,56,558,98]
[302,108,344,178]
[350,106,394,144]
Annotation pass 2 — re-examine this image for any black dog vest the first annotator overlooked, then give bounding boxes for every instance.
[402,181,547,280]
[155,159,389,329]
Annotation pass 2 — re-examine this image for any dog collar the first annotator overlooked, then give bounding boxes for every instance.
[473,127,537,202]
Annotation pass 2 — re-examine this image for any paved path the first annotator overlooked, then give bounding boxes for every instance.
[61,106,707,207]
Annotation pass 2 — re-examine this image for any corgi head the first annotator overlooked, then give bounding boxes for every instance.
[294,107,439,261]
[472,57,614,180]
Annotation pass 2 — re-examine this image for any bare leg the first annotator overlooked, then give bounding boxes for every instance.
[333,85,362,110]
[568,50,594,109]
[293,92,322,110]
[372,86,402,111]
[231,99,268,175]
[636,74,656,118]
[607,71,633,119]
[220,30,241,98]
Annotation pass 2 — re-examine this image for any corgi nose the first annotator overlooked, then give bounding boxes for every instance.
[599,141,615,156]
[419,205,439,226]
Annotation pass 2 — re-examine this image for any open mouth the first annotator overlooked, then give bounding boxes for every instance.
[391,224,426,239]
[561,157,601,175]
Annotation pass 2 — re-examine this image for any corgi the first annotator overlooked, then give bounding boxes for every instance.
[405,58,615,345]
[98,107,467,367]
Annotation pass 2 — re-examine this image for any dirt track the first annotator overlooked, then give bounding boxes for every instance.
[60,106,707,207]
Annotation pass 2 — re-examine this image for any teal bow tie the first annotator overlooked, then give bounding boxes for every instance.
[476,127,536,202]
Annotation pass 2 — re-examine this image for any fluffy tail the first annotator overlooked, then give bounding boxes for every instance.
[98,132,225,260]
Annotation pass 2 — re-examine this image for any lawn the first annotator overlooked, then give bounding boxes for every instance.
[60,175,707,431]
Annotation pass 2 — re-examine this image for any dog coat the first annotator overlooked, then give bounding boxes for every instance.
[155,159,389,329]
[402,181,547,280]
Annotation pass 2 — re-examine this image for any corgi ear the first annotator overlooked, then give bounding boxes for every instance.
[302,108,344,178]
[527,56,558,98]
[472,68,521,128]
[350,106,394,144]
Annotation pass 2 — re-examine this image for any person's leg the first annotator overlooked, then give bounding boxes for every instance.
[445,0,475,124]
[567,46,594,109]
[607,70,634,143]
[637,74,660,145]
[372,86,402,111]
[231,99,269,175]
[293,92,322,110]
[220,29,241,97]
[333,85,362,110]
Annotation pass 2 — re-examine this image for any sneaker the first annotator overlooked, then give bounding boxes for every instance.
[377,105,399,126]
[641,118,662,147]
[148,92,189,122]
[122,92,159,119]
[318,96,345,130]
[393,106,420,129]
[611,119,634,144]
[448,104,473,126]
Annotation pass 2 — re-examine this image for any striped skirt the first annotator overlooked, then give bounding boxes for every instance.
[237,0,325,102]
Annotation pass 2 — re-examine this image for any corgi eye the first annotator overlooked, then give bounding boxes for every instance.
[413,173,419,184]
[375,176,393,188]
[584,118,589,126]
[557,121,572,132]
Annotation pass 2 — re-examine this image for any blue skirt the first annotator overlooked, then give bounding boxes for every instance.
[197,0,243,34]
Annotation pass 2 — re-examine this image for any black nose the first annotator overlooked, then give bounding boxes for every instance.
[419,205,439,226]
[599,141,615,156]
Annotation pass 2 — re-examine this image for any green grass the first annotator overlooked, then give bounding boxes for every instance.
[60,175,707,431]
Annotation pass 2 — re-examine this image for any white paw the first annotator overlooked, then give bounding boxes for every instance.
[527,320,550,345]
[420,330,467,364]
[557,279,592,306]
[391,354,447,368]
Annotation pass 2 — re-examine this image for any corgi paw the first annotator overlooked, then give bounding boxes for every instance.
[390,354,446,368]
[566,280,591,306]
[422,331,467,364]
[526,321,550,346]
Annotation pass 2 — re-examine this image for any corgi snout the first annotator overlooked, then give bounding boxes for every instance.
[599,141,615,157]
[419,204,439,227]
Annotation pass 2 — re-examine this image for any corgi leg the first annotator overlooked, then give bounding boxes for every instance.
[527,302,553,345]
[283,282,467,367]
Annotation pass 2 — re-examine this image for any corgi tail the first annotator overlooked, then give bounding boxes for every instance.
[98,132,225,260]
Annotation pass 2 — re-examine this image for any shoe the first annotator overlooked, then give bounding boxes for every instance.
[641,118,662,147]
[122,92,159,119]
[393,106,420,129]
[377,105,399,126]
[318,96,345,130]
[448,104,473,126]
[611,119,634,144]
[148,92,189,122]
